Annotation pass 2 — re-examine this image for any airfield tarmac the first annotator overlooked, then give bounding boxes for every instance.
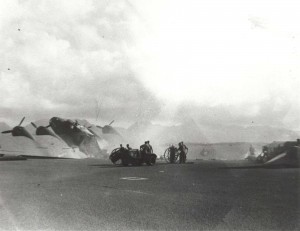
[0,159,299,230]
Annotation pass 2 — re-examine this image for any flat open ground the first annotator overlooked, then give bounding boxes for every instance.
[0,159,299,230]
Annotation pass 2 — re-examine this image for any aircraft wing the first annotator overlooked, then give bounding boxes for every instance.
[0,148,27,160]
[0,134,86,159]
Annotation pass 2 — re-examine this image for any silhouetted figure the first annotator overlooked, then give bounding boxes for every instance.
[178,142,188,164]
[126,144,132,150]
[140,141,148,159]
[169,145,177,163]
[146,141,153,154]
[120,144,125,152]
[140,141,147,151]
[139,141,153,159]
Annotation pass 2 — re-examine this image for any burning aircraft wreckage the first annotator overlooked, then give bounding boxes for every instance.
[243,139,300,168]
[0,116,299,168]
[0,117,122,160]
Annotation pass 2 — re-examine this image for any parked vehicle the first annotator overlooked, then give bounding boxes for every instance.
[109,147,157,166]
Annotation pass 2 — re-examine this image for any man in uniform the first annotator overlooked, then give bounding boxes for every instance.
[140,141,148,159]
[169,144,177,163]
[146,141,153,154]
[119,144,125,151]
[178,141,188,164]
[126,144,132,150]
[140,141,147,151]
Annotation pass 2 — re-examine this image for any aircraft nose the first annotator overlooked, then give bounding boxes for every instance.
[49,117,58,126]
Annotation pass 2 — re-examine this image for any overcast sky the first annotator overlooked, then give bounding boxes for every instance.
[1,0,300,130]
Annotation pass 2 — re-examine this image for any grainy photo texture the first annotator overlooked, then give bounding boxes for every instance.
[0,0,299,230]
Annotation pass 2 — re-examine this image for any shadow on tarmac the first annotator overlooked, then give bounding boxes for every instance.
[88,164,122,168]
[88,164,154,168]
[220,164,299,169]
[0,155,27,161]
[88,162,193,168]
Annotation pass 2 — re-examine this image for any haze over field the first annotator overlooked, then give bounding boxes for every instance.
[1,0,300,143]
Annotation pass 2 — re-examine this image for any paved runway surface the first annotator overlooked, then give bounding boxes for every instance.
[0,159,299,230]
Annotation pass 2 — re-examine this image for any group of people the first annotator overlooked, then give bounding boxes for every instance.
[140,141,153,155]
[119,141,154,156]
[119,144,132,151]
[169,141,188,164]
[118,140,188,163]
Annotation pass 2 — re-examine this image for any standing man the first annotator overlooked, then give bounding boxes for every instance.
[140,141,148,159]
[140,141,147,152]
[178,142,188,164]
[126,144,132,150]
[169,145,177,163]
[146,141,153,154]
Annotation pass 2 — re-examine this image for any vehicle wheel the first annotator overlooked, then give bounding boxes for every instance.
[146,156,156,166]
[150,156,156,165]
[114,159,122,165]
[109,148,121,164]
[164,148,170,163]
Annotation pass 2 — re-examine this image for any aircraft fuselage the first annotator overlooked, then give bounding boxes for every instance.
[49,117,94,148]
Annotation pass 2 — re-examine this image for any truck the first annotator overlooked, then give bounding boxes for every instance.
[109,147,157,166]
